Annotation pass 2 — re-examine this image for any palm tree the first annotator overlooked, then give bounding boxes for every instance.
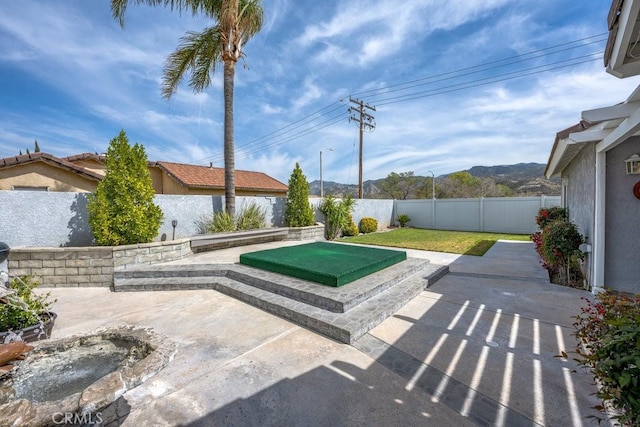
[111,0,263,216]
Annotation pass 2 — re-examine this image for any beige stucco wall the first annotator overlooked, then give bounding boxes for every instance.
[149,166,164,193]
[0,163,97,192]
[69,159,106,176]
[161,173,188,194]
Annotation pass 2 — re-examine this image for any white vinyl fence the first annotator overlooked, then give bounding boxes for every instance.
[395,196,560,235]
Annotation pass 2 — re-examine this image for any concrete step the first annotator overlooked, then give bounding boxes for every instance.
[113,261,449,344]
[115,259,431,313]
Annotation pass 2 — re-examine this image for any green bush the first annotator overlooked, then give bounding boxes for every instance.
[535,206,567,229]
[532,210,585,288]
[359,217,378,234]
[194,214,213,235]
[540,219,584,287]
[195,202,266,234]
[540,220,584,265]
[396,214,411,227]
[285,163,315,227]
[1,276,55,331]
[342,213,359,237]
[88,130,163,245]
[573,291,640,425]
[236,202,266,231]
[209,211,235,233]
[319,195,356,240]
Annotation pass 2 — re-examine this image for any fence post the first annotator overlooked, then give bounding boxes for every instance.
[479,197,484,232]
[432,199,437,229]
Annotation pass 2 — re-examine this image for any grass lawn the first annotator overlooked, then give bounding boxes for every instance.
[340,228,531,256]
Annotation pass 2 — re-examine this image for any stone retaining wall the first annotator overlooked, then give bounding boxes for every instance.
[284,225,324,240]
[8,239,192,288]
[7,227,323,288]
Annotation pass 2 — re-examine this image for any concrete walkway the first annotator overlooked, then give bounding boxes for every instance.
[45,240,603,426]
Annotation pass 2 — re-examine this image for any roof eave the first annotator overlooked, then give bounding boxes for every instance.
[605,0,640,78]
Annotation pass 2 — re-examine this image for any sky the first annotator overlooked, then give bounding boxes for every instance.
[2,1,640,185]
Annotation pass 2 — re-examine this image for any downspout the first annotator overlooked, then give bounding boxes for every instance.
[592,150,606,293]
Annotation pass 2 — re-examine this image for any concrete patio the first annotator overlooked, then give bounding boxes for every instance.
[45,240,603,426]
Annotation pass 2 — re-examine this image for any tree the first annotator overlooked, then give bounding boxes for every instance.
[87,130,163,245]
[416,176,438,199]
[379,171,423,199]
[439,171,482,198]
[285,163,315,227]
[34,140,40,153]
[111,0,264,217]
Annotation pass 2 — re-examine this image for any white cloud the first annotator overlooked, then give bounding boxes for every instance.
[261,104,283,115]
[0,0,631,187]
[290,77,324,111]
[296,0,512,68]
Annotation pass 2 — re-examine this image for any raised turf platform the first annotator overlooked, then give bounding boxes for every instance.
[238,242,407,287]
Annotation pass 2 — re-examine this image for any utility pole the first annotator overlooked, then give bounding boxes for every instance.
[349,97,376,199]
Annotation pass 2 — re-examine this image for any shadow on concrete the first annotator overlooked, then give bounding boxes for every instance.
[176,242,604,426]
[271,197,286,227]
[64,193,93,247]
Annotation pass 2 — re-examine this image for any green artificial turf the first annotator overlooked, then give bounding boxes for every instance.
[239,242,407,287]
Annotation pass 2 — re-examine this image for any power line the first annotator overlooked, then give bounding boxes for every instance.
[233,110,349,160]
[371,52,602,106]
[350,33,607,98]
[198,100,346,162]
[375,56,600,106]
[198,33,607,164]
[352,39,606,101]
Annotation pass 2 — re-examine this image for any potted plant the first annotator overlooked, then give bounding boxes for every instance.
[0,276,56,343]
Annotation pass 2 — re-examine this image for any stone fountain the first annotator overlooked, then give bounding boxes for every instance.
[0,325,177,427]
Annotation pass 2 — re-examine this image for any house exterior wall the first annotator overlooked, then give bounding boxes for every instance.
[561,143,596,288]
[69,159,106,176]
[604,137,640,293]
[0,163,97,192]
[160,172,187,194]
[149,166,164,193]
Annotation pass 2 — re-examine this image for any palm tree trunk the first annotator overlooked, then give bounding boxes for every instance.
[223,59,236,217]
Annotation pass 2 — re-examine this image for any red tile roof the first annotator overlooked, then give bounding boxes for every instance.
[0,152,287,193]
[63,153,106,163]
[0,152,103,180]
[156,161,288,192]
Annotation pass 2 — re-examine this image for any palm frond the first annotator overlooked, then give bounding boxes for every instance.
[111,0,165,27]
[161,26,222,99]
[238,0,263,42]
[111,0,221,26]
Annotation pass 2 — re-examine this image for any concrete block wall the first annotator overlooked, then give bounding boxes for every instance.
[8,239,192,288]
[112,239,192,270]
[284,225,325,241]
[8,247,114,288]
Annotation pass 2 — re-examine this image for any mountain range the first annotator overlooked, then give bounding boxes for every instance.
[309,162,560,198]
